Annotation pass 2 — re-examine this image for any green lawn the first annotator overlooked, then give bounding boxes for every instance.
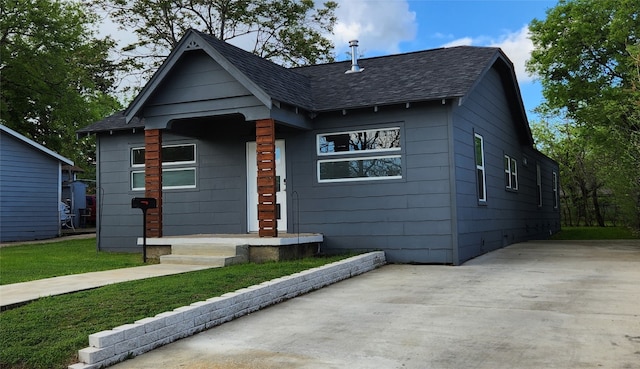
[0,238,144,285]
[551,226,639,240]
[0,239,351,369]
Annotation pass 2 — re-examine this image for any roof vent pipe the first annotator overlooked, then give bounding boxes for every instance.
[345,40,363,74]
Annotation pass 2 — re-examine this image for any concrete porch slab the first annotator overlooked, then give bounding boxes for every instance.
[138,233,324,263]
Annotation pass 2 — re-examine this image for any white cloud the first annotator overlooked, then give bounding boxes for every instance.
[441,37,473,48]
[328,0,417,59]
[488,25,535,83]
[439,25,535,83]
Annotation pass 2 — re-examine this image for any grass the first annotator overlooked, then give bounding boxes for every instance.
[0,240,352,369]
[551,226,639,240]
[0,238,144,285]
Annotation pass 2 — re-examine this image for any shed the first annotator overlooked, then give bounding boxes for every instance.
[0,124,74,242]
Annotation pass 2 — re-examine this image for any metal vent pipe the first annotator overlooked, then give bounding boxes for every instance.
[346,40,363,73]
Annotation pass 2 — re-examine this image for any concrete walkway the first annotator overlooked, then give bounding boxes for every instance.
[0,264,214,310]
[109,240,640,369]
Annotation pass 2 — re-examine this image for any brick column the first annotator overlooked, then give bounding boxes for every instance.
[256,119,277,237]
[145,129,163,237]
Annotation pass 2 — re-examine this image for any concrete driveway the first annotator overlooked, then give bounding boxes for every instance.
[111,240,640,369]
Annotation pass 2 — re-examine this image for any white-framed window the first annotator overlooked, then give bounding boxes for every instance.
[318,155,402,183]
[474,133,487,202]
[131,144,196,167]
[504,154,518,190]
[552,171,559,209]
[536,163,543,207]
[317,127,401,155]
[131,144,197,190]
[316,127,402,183]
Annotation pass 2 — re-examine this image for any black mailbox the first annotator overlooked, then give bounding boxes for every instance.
[131,197,157,263]
[132,197,157,210]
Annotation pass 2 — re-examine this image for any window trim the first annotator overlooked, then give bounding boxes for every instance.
[474,133,487,203]
[317,154,403,183]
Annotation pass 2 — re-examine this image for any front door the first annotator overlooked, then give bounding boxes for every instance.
[247,140,287,233]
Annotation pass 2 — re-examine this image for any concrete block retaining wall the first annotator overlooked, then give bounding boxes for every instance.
[69,252,386,369]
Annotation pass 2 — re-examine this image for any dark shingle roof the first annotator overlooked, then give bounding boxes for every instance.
[80,31,506,133]
[295,46,499,111]
[195,31,313,110]
[77,111,143,134]
[197,30,501,112]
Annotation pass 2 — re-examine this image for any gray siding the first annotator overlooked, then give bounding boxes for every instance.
[143,50,267,128]
[96,122,250,252]
[0,132,60,241]
[283,104,455,263]
[452,68,560,264]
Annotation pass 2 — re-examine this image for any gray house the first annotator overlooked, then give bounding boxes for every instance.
[79,30,560,264]
[0,124,75,242]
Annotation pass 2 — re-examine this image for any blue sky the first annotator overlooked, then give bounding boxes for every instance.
[328,0,559,121]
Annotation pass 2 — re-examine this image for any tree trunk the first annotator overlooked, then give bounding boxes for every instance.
[591,189,605,227]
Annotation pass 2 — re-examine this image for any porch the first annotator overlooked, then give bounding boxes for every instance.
[139,233,324,264]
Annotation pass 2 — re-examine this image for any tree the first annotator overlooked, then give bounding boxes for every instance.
[92,0,337,77]
[1,0,123,176]
[527,0,640,229]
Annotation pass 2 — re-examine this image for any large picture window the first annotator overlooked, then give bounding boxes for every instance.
[317,127,402,183]
[474,133,487,202]
[131,144,196,190]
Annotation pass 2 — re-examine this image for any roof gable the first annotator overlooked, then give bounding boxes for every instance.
[125,30,310,123]
[1,124,73,165]
[85,32,532,145]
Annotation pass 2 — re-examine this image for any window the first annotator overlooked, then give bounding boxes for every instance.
[131,144,196,190]
[131,144,196,166]
[474,133,487,202]
[536,164,542,207]
[552,171,559,209]
[504,154,518,190]
[317,128,400,155]
[317,127,402,183]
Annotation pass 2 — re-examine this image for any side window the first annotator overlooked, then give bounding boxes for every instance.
[504,154,518,190]
[131,144,197,191]
[474,133,487,202]
[552,171,559,209]
[536,163,543,207]
[316,127,402,183]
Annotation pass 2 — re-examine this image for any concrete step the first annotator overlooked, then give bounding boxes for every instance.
[170,243,248,257]
[159,254,247,266]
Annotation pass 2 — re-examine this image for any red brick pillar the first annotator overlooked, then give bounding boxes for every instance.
[256,119,277,237]
[145,129,163,237]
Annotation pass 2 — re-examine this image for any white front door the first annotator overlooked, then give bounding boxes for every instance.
[247,140,287,233]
